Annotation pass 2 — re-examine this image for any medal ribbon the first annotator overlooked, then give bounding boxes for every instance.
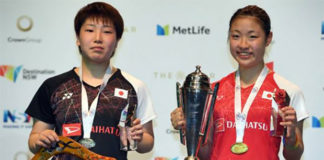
[79,64,113,139]
[234,66,268,143]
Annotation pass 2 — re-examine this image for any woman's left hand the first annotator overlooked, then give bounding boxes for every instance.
[280,106,297,138]
[130,119,144,142]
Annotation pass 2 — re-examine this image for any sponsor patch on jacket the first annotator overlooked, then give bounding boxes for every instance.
[62,123,81,137]
[215,118,225,132]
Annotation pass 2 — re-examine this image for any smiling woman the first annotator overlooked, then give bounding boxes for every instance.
[170,5,308,160]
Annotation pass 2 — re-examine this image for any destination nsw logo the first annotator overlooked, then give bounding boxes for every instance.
[157,24,210,36]
[0,65,22,82]
[0,65,55,82]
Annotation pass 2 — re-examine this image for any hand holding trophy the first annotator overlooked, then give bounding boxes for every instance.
[271,89,290,137]
[175,66,219,160]
[119,101,138,151]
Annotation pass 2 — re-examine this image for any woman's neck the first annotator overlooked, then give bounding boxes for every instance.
[79,60,112,87]
[238,63,265,88]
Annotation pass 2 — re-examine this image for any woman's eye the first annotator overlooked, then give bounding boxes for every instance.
[104,30,113,34]
[85,29,93,32]
[232,34,239,39]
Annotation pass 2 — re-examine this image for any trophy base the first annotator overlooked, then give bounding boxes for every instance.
[184,156,199,160]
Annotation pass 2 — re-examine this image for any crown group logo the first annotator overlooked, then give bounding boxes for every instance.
[7,15,42,43]
[312,116,324,128]
[0,65,22,82]
[157,24,210,36]
[2,109,32,129]
[0,64,55,82]
[17,15,33,32]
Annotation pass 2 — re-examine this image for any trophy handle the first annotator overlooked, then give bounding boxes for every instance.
[202,82,219,144]
[176,82,186,145]
[31,136,116,160]
[195,82,219,155]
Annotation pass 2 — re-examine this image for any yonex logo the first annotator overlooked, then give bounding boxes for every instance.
[62,93,73,100]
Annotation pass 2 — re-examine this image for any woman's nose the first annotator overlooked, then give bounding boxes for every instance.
[238,38,249,49]
[94,31,103,43]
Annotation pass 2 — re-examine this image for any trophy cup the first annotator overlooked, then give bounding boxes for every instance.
[176,66,219,160]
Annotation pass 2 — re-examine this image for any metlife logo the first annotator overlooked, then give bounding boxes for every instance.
[157,24,210,36]
[312,116,324,128]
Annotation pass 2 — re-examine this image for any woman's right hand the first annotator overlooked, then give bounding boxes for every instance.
[32,129,59,149]
[28,119,58,153]
[170,107,186,130]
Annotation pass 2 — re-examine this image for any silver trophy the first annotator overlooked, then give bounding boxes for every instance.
[176,66,219,160]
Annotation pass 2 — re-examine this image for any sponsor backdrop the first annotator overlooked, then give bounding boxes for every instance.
[1,0,323,159]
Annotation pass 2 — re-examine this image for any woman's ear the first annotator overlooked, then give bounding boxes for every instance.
[76,37,80,46]
[266,32,273,46]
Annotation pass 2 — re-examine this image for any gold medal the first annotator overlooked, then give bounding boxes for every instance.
[231,142,248,154]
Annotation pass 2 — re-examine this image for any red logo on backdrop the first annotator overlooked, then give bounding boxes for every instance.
[62,123,81,137]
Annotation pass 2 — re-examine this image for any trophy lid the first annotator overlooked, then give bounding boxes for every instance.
[183,65,210,90]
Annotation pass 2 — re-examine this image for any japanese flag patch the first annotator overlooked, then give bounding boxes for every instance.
[114,88,128,99]
[262,91,274,100]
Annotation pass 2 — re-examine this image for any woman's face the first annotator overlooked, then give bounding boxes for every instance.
[77,18,117,65]
[229,16,272,69]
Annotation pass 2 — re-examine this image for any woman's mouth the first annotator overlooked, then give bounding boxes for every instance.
[237,52,252,59]
[91,47,104,52]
